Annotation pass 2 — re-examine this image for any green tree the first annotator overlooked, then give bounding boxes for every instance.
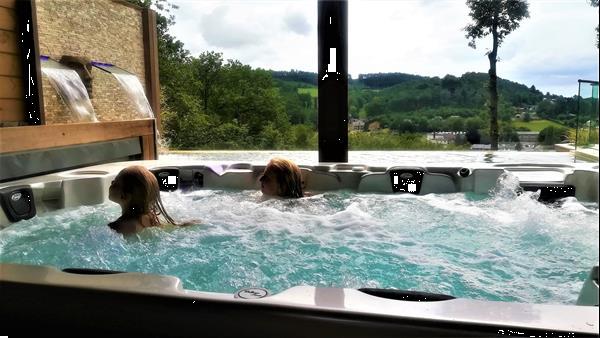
[192,51,224,113]
[465,116,485,131]
[523,112,531,122]
[499,123,519,142]
[291,124,316,149]
[259,123,284,149]
[465,0,530,150]
[430,116,444,137]
[446,116,465,131]
[364,97,386,117]
[538,126,568,145]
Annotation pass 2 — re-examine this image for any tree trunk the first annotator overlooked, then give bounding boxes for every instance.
[488,23,499,151]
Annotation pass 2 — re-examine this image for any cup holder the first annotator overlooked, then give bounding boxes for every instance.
[458,168,471,178]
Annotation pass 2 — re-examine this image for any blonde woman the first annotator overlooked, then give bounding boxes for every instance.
[108,165,185,234]
[259,158,304,198]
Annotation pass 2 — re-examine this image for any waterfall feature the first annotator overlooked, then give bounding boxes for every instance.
[40,57,97,122]
[92,62,154,119]
[92,62,164,149]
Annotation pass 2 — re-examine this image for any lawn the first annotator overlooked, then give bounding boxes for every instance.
[512,119,570,132]
[297,87,318,98]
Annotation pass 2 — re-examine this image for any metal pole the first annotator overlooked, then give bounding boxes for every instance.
[574,80,581,163]
[318,0,348,163]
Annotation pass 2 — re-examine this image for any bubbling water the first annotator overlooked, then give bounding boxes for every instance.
[0,176,597,305]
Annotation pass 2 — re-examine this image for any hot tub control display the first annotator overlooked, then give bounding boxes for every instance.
[152,168,179,192]
[0,185,36,222]
[389,169,424,194]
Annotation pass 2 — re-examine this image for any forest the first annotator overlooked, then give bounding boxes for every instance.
[128,0,588,150]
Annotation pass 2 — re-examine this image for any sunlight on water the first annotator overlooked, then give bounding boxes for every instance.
[1,176,597,305]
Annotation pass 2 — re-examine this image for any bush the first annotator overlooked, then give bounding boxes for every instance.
[259,123,285,149]
[290,124,316,149]
[567,128,599,146]
[348,130,467,150]
[212,122,250,149]
[538,126,568,145]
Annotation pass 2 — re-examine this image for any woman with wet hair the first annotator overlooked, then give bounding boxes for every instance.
[259,157,304,199]
[108,165,182,234]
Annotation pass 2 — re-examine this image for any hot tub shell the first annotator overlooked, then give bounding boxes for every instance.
[0,160,598,337]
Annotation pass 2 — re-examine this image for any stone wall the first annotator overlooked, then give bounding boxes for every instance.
[36,0,147,124]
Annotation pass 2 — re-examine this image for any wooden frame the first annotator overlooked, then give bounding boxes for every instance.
[142,8,161,132]
[1,0,159,163]
[0,119,154,156]
[0,0,23,124]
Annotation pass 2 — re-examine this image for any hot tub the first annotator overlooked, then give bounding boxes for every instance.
[0,159,598,337]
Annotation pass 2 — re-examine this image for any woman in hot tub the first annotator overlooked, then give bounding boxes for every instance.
[259,157,305,199]
[108,165,186,234]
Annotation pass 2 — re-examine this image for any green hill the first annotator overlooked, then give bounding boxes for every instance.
[271,69,582,136]
[513,119,571,132]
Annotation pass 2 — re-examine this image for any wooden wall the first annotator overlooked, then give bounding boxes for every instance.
[0,0,158,162]
[0,0,25,126]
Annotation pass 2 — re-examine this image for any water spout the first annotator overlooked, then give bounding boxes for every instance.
[40,56,97,122]
[91,62,154,119]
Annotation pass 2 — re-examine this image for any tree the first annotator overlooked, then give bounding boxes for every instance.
[465,116,485,131]
[192,51,223,113]
[538,126,568,145]
[523,112,531,122]
[465,0,530,150]
[446,116,465,131]
[430,116,444,137]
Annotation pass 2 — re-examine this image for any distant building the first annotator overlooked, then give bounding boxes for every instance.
[368,121,381,131]
[471,144,491,150]
[516,131,539,143]
[426,131,465,144]
[514,106,539,121]
[349,118,365,131]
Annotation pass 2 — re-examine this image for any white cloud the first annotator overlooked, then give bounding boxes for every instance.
[199,6,265,48]
[284,12,312,36]
[169,0,599,96]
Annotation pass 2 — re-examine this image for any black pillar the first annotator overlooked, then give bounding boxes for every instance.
[15,0,44,125]
[318,0,348,163]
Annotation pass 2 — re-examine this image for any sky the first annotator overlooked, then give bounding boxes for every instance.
[167,0,599,97]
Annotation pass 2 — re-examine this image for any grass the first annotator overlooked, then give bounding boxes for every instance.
[297,87,318,98]
[512,119,570,132]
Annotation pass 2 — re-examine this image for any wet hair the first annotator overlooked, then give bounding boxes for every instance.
[116,165,176,227]
[261,158,304,198]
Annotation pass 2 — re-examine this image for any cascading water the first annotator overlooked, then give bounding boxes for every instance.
[40,57,97,122]
[111,70,154,119]
[92,62,165,148]
[92,62,154,119]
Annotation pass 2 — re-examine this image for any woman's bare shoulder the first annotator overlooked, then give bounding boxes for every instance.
[109,218,142,235]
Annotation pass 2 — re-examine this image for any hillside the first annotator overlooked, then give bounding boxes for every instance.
[270,70,576,134]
